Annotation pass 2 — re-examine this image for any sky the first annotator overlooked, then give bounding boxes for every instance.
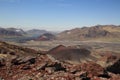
[0,0,120,31]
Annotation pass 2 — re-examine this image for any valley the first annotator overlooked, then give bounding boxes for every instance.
[10,40,120,53]
[1,0,120,79]
[0,25,120,80]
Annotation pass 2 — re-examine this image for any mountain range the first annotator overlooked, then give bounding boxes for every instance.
[57,25,120,41]
[26,29,48,37]
[0,25,120,42]
[0,27,26,36]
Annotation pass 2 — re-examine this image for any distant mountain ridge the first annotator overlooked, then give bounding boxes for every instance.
[36,33,56,41]
[0,27,26,36]
[26,29,49,37]
[0,25,120,42]
[0,27,52,37]
[57,25,120,41]
[0,27,56,42]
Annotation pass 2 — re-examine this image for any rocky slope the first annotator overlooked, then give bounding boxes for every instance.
[0,41,120,80]
[57,25,120,41]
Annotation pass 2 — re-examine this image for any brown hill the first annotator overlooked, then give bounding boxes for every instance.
[57,25,120,41]
[47,45,96,62]
[36,33,56,41]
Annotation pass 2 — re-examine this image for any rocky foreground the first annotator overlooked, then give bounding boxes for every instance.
[0,41,120,80]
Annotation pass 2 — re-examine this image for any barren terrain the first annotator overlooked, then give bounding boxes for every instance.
[0,41,120,80]
[9,40,120,53]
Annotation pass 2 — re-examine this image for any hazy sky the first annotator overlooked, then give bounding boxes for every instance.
[0,0,120,31]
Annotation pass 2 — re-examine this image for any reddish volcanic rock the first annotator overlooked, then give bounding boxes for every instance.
[97,51,119,68]
[48,45,66,54]
[81,62,104,77]
[0,41,120,80]
[36,35,48,41]
[36,33,55,41]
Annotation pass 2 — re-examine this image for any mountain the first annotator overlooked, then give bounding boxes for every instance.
[26,29,48,37]
[35,33,56,41]
[0,27,56,42]
[0,27,26,36]
[6,28,26,34]
[57,25,120,41]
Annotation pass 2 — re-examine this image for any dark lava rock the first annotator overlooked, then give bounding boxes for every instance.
[0,58,5,67]
[21,65,31,70]
[36,62,48,70]
[107,59,120,74]
[47,62,66,72]
[11,56,36,65]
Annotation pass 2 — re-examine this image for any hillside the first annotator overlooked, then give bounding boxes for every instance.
[0,41,120,80]
[35,33,56,41]
[48,45,96,62]
[57,25,120,41]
